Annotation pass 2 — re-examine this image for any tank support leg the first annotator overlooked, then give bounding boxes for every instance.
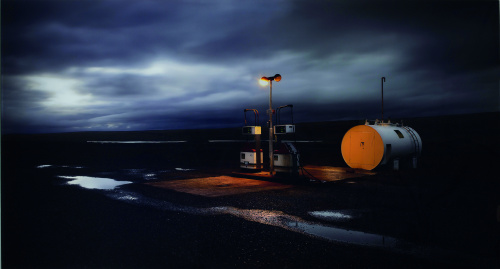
[393,158,399,171]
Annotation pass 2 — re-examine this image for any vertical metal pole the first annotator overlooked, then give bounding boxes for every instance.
[269,81,274,176]
[256,134,261,170]
[381,77,385,122]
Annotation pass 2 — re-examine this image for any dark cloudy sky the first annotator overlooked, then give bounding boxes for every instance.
[2,0,498,133]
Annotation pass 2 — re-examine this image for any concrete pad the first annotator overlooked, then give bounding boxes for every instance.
[233,166,375,182]
[232,171,274,179]
[146,176,293,197]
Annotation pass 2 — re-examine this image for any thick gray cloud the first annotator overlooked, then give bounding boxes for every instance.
[1,0,498,133]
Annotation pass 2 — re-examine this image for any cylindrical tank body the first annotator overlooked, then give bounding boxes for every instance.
[341,123,421,170]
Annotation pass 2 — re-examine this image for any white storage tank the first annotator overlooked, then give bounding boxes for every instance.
[341,121,422,170]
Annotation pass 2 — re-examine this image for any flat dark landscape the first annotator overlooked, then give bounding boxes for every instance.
[2,112,500,268]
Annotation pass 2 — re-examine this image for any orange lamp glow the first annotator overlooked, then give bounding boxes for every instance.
[259,77,270,86]
[259,74,281,86]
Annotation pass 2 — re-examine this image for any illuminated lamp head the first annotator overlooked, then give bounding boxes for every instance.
[259,77,270,86]
[259,74,282,86]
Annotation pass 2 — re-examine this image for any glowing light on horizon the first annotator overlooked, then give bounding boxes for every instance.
[26,75,96,108]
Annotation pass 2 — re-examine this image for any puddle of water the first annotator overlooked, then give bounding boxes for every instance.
[101,189,482,266]
[209,207,396,248]
[47,165,483,266]
[107,188,397,248]
[144,173,156,180]
[175,168,194,171]
[87,141,187,144]
[108,190,208,215]
[60,176,132,190]
[208,140,247,143]
[37,165,52,168]
[285,221,398,247]
[125,168,145,173]
[310,210,353,221]
[117,194,139,201]
[122,169,157,180]
[55,169,397,249]
[212,207,291,226]
[38,164,84,169]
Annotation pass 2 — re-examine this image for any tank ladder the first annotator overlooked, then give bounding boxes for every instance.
[402,126,420,156]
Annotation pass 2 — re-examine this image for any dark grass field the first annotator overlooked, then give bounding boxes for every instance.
[2,112,499,268]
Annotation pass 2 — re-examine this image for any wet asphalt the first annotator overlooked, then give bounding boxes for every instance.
[3,158,498,268]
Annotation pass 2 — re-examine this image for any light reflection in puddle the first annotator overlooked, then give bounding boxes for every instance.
[124,168,146,174]
[107,191,208,215]
[60,176,132,190]
[48,167,479,265]
[56,170,396,249]
[87,141,187,144]
[117,194,139,201]
[37,165,52,168]
[175,168,194,171]
[209,207,396,248]
[286,221,398,247]
[38,164,84,169]
[310,210,353,221]
[121,169,157,180]
[144,173,156,180]
[103,188,485,264]
[107,190,399,248]
[105,190,475,263]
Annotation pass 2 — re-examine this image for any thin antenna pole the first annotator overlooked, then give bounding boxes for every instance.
[381,77,386,121]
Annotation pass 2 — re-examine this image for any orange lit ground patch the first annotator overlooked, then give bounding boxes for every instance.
[146,176,292,197]
[303,165,376,182]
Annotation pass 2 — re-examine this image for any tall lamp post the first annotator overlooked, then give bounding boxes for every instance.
[259,74,282,176]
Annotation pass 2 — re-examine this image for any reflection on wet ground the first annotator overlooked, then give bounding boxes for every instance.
[87,140,187,144]
[108,188,401,248]
[38,164,84,169]
[309,210,354,221]
[147,176,292,197]
[287,221,398,247]
[49,164,400,249]
[210,207,398,247]
[302,165,376,182]
[60,176,132,190]
[37,165,52,168]
[38,163,490,265]
[175,168,194,171]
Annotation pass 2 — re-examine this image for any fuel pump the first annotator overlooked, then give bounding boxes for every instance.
[273,105,300,174]
[240,109,263,171]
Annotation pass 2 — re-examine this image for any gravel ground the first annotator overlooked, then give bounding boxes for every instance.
[3,113,499,268]
[3,157,498,268]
